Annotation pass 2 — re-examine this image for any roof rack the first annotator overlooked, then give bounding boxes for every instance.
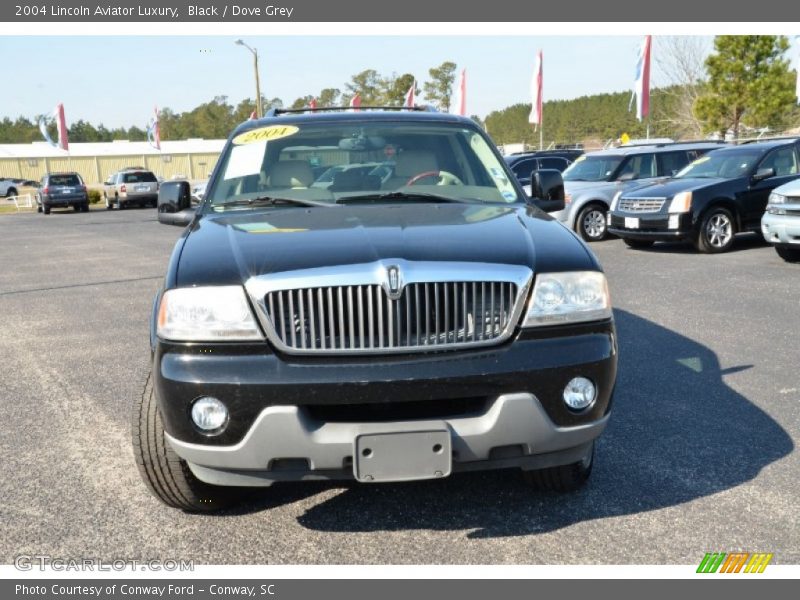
[739,135,799,145]
[266,105,439,117]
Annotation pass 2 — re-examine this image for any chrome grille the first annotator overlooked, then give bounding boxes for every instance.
[245,261,532,355]
[619,198,666,213]
[265,281,518,352]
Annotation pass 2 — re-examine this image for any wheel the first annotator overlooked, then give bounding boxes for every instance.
[73,204,81,212]
[695,207,736,253]
[132,371,247,512]
[104,193,112,210]
[7,187,17,198]
[115,194,123,210]
[522,442,594,492]
[623,238,655,249]
[43,203,50,215]
[775,246,800,262]
[81,202,89,212]
[576,203,608,242]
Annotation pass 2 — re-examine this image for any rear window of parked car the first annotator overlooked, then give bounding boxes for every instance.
[48,175,81,186]
[122,172,157,183]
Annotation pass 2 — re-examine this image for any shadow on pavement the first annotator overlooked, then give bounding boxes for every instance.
[231,308,792,538]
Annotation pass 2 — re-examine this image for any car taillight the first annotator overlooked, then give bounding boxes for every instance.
[42,187,49,194]
[120,184,127,193]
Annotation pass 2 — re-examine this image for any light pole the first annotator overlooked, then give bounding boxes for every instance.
[235,39,262,119]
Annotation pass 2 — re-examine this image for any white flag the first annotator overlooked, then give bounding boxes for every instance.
[529,51,543,127]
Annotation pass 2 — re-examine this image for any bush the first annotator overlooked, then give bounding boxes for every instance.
[88,189,102,204]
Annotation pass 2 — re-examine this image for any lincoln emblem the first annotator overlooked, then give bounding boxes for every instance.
[386,266,402,299]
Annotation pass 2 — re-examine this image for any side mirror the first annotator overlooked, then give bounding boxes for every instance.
[753,167,775,182]
[617,172,636,182]
[158,180,195,226]
[528,169,565,213]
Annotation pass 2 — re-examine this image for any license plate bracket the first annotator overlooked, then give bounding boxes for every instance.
[354,430,451,483]
[625,216,640,229]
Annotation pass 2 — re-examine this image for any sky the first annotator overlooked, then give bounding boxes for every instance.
[0,35,721,129]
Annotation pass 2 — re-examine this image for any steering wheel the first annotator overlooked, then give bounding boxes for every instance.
[406,170,464,186]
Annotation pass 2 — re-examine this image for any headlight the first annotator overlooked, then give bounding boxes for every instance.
[768,192,787,205]
[523,271,612,327]
[668,191,692,213]
[610,191,622,211]
[157,286,263,341]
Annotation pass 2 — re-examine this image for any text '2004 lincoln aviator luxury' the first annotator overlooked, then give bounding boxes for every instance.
[133,107,618,511]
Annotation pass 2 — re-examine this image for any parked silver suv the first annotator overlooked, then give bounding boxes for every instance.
[103,168,159,209]
[762,178,800,262]
[555,142,724,241]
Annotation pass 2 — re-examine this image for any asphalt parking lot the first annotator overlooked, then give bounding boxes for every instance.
[0,207,797,565]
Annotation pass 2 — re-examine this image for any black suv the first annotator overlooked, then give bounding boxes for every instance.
[505,149,583,185]
[134,108,617,511]
[608,139,800,253]
[37,172,90,214]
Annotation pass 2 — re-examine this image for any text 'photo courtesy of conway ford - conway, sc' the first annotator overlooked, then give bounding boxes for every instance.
[133,107,618,512]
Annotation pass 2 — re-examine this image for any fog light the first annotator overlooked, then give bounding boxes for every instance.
[563,377,596,411]
[191,397,228,433]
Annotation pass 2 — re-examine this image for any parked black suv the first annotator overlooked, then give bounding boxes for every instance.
[608,139,800,253]
[134,108,617,511]
[36,172,90,214]
[505,149,583,185]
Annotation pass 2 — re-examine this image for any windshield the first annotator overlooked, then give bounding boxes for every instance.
[675,151,760,179]
[206,121,521,208]
[562,155,623,182]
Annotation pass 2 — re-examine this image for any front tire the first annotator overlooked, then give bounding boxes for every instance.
[775,246,800,262]
[522,442,594,492]
[104,193,112,210]
[623,238,655,249]
[576,204,608,242]
[132,371,247,512]
[695,207,736,253]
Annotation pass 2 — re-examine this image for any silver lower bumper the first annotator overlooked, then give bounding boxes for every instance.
[165,393,609,487]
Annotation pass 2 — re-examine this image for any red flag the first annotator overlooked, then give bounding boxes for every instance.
[632,35,652,121]
[404,82,416,107]
[309,98,318,109]
[529,51,543,128]
[453,69,466,116]
[55,103,69,151]
[349,93,361,111]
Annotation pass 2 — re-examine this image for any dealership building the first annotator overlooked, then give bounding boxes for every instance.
[0,139,225,184]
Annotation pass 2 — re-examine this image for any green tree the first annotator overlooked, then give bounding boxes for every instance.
[318,88,341,107]
[381,73,418,105]
[290,96,316,110]
[344,69,385,105]
[694,35,796,139]
[423,61,457,112]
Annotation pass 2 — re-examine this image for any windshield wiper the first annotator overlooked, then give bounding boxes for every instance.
[214,196,331,209]
[335,191,480,205]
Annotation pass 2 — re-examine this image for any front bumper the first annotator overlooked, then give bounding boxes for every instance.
[762,211,800,246]
[607,212,693,241]
[167,394,606,486]
[155,320,616,485]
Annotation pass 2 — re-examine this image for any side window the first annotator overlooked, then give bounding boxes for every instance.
[658,151,691,176]
[540,157,567,171]
[618,153,657,179]
[511,159,536,179]
[759,147,799,177]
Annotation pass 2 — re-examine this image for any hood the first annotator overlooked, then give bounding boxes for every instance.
[564,180,618,194]
[622,177,733,198]
[175,204,596,287]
